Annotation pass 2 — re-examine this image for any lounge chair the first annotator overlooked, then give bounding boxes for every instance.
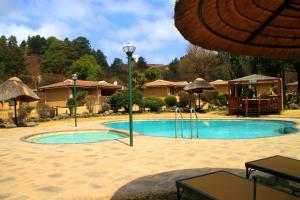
[176,171,299,200]
[245,155,300,184]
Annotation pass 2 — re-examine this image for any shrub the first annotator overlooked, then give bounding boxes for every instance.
[165,95,177,107]
[36,101,50,119]
[143,96,165,112]
[216,94,227,106]
[100,103,111,113]
[145,100,160,112]
[76,91,88,106]
[84,95,97,113]
[25,106,34,114]
[66,98,74,115]
[18,104,28,123]
[179,93,196,108]
[110,89,142,112]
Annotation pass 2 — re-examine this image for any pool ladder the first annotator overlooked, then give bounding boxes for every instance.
[175,107,184,138]
[190,108,199,139]
[175,107,199,139]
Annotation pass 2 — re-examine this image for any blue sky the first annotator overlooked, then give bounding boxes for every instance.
[0,0,188,64]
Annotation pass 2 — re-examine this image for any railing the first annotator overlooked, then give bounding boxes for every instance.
[229,96,281,115]
[190,108,199,139]
[175,107,184,138]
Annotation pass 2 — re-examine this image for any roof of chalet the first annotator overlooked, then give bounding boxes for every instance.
[39,79,122,90]
[230,74,280,82]
[210,80,228,86]
[287,81,298,86]
[144,80,188,88]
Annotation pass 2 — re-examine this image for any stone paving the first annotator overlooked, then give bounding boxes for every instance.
[0,118,300,199]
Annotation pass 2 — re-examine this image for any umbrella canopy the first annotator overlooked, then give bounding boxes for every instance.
[0,77,39,102]
[175,0,300,59]
[184,77,215,93]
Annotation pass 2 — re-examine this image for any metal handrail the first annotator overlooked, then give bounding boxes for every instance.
[190,108,199,139]
[175,107,184,138]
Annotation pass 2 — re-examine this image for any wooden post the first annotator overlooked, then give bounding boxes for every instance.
[246,97,248,117]
[14,99,17,125]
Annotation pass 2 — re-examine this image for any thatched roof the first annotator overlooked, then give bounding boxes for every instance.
[287,81,298,86]
[231,74,279,82]
[0,77,39,102]
[184,78,215,92]
[210,80,228,86]
[174,0,300,59]
[144,80,188,88]
[39,79,122,90]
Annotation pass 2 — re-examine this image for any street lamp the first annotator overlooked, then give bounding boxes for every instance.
[123,42,136,147]
[72,73,78,127]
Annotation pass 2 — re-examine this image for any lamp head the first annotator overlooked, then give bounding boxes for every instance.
[72,73,78,80]
[123,42,136,56]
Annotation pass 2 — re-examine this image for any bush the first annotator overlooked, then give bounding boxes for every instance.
[18,104,28,123]
[76,91,88,106]
[178,92,196,108]
[110,89,142,112]
[36,102,50,119]
[145,100,160,112]
[201,92,227,107]
[144,96,165,112]
[25,106,34,114]
[84,95,97,113]
[165,95,177,107]
[100,103,111,113]
[216,94,227,106]
[66,98,74,115]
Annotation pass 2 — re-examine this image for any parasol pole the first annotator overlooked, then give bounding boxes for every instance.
[14,99,17,125]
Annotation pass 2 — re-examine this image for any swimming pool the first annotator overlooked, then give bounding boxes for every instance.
[104,120,297,139]
[24,130,128,144]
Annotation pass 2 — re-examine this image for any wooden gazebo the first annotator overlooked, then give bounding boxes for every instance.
[228,74,283,116]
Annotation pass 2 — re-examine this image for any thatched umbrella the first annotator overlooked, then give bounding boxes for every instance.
[0,77,39,125]
[175,0,300,59]
[184,78,215,109]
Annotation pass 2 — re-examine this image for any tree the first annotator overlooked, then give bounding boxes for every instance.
[27,35,47,54]
[132,71,146,90]
[136,56,147,71]
[71,36,91,60]
[218,52,244,79]
[179,45,222,81]
[0,35,27,82]
[110,58,124,75]
[288,57,300,103]
[164,58,179,81]
[41,38,73,75]
[69,55,101,80]
[110,89,142,112]
[144,67,161,81]
[92,49,109,69]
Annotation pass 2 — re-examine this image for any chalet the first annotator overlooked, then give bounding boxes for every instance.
[39,79,121,107]
[143,80,188,99]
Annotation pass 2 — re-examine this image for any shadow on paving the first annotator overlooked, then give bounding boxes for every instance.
[111,168,245,200]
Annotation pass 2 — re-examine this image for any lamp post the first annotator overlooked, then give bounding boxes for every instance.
[123,42,136,147]
[72,73,78,127]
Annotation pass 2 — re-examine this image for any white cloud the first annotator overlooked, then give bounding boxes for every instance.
[0,0,187,64]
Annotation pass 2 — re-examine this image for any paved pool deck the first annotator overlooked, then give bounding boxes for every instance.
[0,117,300,199]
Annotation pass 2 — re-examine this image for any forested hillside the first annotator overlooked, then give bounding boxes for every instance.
[0,35,299,92]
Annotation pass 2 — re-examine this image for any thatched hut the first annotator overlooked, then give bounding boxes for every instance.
[184,78,215,109]
[174,0,300,59]
[0,77,39,124]
[228,74,282,116]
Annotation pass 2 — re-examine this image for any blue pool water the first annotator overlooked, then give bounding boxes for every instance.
[26,131,128,144]
[104,120,297,139]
